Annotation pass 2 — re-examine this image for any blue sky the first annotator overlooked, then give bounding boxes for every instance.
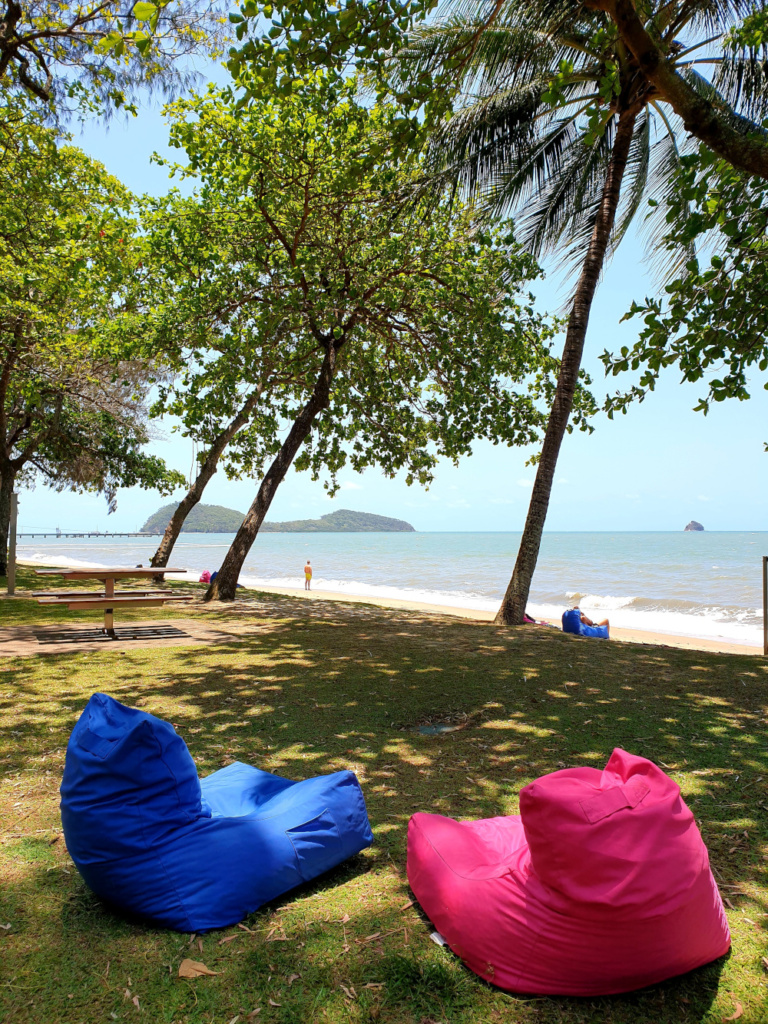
[17,66,768,534]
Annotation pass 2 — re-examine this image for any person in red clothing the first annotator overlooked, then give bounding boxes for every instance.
[304,560,312,590]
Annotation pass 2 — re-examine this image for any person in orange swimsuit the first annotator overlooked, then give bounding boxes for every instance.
[304,560,312,590]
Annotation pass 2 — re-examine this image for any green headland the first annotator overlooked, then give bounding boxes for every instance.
[141,504,415,534]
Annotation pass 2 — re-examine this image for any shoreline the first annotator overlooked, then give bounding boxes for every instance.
[238,582,762,656]
[16,559,762,657]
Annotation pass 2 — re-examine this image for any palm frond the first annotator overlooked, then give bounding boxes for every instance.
[680,65,768,135]
[710,53,768,121]
[665,1,757,39]
[611,109,651,255]
[424,80,550,195]
[487,116,614,261]
[639,107,698,281]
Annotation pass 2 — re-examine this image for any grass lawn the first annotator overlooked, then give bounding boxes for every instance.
[1,565,767,1023]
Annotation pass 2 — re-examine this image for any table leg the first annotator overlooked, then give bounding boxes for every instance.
[103,577,116,637]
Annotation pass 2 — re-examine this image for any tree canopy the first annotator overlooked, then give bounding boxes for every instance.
[603,146,768,427]
[0,1,227,116]
[589,0,768,181]
[151,75,577,599]
[0,111,183,574]
[154,75,578,495]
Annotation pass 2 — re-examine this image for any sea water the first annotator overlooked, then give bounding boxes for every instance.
[16,531,767,647]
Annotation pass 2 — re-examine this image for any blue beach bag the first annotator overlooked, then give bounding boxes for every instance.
[562,608,609,640]
[60,693,373,931]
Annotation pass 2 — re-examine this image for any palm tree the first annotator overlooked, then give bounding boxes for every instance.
[397,0,768,624]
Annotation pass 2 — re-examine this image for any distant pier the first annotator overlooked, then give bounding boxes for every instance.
[18,531,152,539]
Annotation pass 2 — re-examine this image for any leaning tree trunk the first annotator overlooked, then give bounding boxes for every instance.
[149,387,264,582]
[0,462,16,578]
[495,110,638,625]
[205,346,337,602]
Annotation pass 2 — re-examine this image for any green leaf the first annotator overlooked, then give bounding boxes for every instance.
[132,2,157,21]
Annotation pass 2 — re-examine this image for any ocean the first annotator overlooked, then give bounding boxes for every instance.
[16,531,767,647]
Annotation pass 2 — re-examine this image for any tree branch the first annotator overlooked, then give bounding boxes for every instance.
[589,0,768,179]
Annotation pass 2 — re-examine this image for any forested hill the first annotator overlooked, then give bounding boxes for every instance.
[141,505,415,534]
[141,503,245,534]
[261,510,415,532]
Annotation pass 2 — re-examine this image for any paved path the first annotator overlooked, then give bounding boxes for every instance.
[0,618,244,657]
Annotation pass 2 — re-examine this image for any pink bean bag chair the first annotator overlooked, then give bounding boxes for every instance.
[407,749,729,995]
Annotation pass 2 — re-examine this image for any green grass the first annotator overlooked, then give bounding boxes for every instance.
[1,564,767,1023]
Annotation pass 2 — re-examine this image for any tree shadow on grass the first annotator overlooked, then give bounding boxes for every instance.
[1,602,767,1022]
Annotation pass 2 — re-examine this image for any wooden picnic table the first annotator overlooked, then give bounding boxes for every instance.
[35,567,193,639]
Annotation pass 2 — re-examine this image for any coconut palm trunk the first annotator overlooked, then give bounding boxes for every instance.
[495,109,637,624]
[149,386,264,582]
[205,344,338,602]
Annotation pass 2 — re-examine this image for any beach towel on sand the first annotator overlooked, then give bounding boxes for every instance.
[407,749,729,995]
[61,693,373,931]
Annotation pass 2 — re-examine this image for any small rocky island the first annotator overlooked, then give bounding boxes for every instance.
[141,504,415,534]
[684,520,705,532]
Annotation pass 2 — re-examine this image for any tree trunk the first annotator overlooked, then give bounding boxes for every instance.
[495,109,637,625]
[205,347,337,602]
[604,0,768,181]
[0,463,16,578]
[149,388,264,582]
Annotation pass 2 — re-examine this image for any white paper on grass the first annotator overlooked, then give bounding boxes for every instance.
[430,931,447,946]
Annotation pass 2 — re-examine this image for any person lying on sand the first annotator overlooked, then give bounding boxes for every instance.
[577,608,610,629]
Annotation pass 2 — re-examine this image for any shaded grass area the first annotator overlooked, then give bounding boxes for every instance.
[1,567,768,1023]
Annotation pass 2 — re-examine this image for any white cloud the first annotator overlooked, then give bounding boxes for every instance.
[339,481,363,491]
[516,478,534,489]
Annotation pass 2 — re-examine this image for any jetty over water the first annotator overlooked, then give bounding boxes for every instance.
[18,530,150,539]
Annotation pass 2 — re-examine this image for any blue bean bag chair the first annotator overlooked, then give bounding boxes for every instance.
[60,693,374,931]
[562,608,609,639]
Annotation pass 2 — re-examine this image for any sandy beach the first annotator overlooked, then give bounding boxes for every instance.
[238,581,762,656]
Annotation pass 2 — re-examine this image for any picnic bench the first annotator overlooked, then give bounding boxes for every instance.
[36,567,194,639]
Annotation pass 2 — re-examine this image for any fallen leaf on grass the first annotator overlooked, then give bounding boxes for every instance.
[218,935,237,945]
[363,982,385,990]
[762,956,768,971]
[340,914,350,924]
[340,983,356,1000]
[268,999,281,1007]
[399,900,414,912]
[227,1016,240,1024]
[723,1002,744,1021]
[724,898,736,910]
[237,923,255,933]
[287,974,301,986]
[132,996,140,1010]
[246,1010,260,1019]
[178,959,219,978]
[357,927,402,946]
